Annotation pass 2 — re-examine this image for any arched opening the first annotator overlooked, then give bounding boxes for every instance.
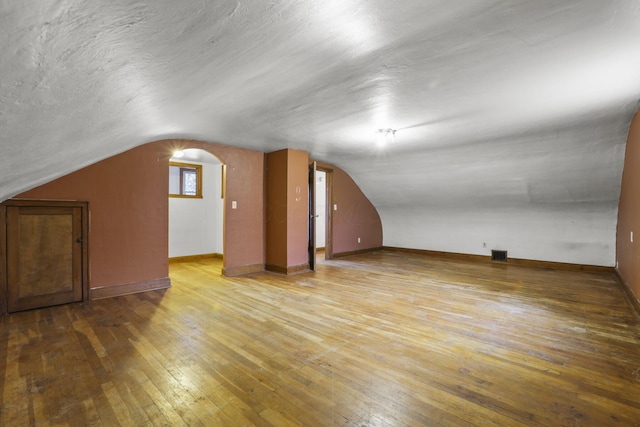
[168,148,224,262]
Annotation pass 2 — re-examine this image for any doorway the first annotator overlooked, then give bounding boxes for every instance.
[309,167,333,270]
[3,200,88,313]
[316,170,327,250]
[168,149,224,260]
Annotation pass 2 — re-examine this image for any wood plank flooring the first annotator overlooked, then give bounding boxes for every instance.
[1,250,639,426]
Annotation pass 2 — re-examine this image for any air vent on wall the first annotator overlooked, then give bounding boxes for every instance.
[491,250,508,262]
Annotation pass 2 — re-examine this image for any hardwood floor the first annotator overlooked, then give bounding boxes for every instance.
[1,250,639,426]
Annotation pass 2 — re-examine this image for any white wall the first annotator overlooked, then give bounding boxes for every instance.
[169,160,224,257]
[380,203,617,266]
[353,115,629,268]
[315,171,327,248]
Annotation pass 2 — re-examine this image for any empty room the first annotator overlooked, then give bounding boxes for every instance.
[1,1,640,426]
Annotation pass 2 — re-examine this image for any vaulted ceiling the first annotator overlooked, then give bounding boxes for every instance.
[2,1,640,262]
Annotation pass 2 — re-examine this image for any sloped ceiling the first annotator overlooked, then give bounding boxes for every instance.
[2,1,640,263]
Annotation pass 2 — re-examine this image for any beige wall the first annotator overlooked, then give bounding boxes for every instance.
[616,109,640,304]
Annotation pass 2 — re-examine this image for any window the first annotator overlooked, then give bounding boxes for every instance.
[169,162,203,198]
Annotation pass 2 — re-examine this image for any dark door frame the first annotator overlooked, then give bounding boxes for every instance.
[1,199,89,315]
[311,165,334,261]
[308,161,317,270]
[319,167,333,260]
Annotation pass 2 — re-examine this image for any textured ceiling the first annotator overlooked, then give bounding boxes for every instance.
[2,0,640,210]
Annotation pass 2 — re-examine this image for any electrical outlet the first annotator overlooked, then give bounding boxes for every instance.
[357,237,361,243]
[482,242,487,248]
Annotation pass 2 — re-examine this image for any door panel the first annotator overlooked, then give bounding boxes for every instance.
[308,161,317,270]
[7,205,85,312]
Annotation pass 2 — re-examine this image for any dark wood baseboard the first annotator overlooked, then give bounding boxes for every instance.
[614,270,640,321]
[266,264,287,274]
[384,247,486,263]
[507,257,614,273]
[90,277,171,300]
[333,247,383,259]
[266,263,311,275]
[222,263,265,277]
[169,253,223,263]
[382,247,615,273]
[288,263,311,275]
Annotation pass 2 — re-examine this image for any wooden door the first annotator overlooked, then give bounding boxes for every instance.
[308,162,317,271]
[5,201,87,313]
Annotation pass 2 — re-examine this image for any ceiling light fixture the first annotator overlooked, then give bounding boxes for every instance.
[375,128,396,145]
[173,150,185,158]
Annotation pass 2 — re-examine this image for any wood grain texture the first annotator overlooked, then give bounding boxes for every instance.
[1,250,639,426]
[6,203,86,312]
[16,213,74,296]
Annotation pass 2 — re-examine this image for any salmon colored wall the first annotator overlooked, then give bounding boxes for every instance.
[616,109,640,304]
[287,149,310,267]
[163,140,265,274]
[331,167,383,254]
[18,144,169,290]
[15,139,379,294]
[266,149,288,268]
[265,148,310,270]
[17,139,266,292]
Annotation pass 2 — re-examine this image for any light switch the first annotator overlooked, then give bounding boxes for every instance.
[333,204,337,211]
[232,201,237,209]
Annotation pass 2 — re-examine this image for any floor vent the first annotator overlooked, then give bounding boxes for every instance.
[491,250,508,262]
